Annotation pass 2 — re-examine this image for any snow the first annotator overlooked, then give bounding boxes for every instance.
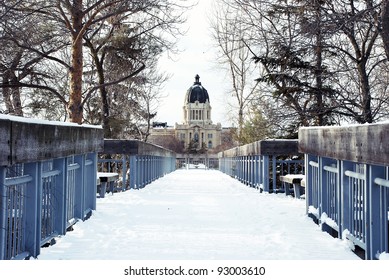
[320,212,339,231]
[38,169,360,261]
[378,252,389,260]
[0,113,102,129]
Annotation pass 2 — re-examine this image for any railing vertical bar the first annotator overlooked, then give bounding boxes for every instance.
[0,167,6,260]
[10,186,15,258]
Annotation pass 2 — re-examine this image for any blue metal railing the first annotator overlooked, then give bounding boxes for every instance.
[2,172,29,260]
[0,153,99,260]
[218,140,303,193]
[299,124,389,259]
[98,142,176,191]
[0,117,103,260]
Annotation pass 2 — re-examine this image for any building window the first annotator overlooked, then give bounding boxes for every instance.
[208,141,213,148]
[180,133,185,140]
[208,133,213,139]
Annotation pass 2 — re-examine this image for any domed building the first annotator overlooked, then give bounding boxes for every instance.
[175,74,222,152]
[148,74,225,156]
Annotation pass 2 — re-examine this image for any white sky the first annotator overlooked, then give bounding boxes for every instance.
[156,0,232,127]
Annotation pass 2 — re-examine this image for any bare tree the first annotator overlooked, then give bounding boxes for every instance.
[224,0,389,131]
[82,4,182,137]
[380,0,389,59]
[0,0,190,127]
[54,0,189,123]
[0,1,69,117]
[210,0,259,143]
[325,0,387,123]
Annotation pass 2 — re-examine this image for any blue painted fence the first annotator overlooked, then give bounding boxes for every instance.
[98,140,176,190]
[218,140,303,193]
[299,123,389,259]
[0,116,103,260]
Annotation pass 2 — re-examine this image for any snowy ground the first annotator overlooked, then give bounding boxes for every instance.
[38,169,360,260]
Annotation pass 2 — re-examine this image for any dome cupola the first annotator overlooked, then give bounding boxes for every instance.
[186,74,209,104]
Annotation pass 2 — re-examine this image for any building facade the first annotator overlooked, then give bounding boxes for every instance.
[149,75,222,153]
[175,75,222,152]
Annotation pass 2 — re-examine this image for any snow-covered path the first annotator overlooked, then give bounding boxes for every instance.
[38,169,360,260]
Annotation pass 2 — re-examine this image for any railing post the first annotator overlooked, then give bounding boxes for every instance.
[0,166,6,260]
[85,153,97,212]
[319,157,341,237]
[368,164,386,260]
[318,156,325,223]
[152,156,155,181]
[144,156,148,185]
[305,154,314,215]
[149,156,153,183]
[236,157,240,181]
[24,162,41,259]
[137,156,141,188]
[130,155,137,189]
[248,156,252,187]
[262,155,269,192]
[74,154,85,220]
[153,156,156,180]
[160,156,163,177]
[147,156,151,184]
[340,160,354,238]
[53,157,67,236]
[258,155,263,189]
[254,155,259,189]
[249,156,252,186]
[240,156,243,182]
[152,156,156,181]
[272,156,277,192]
[244,156,248,185]
[336,159,343,236]
[122,154,127,191]
[142,156,146,188]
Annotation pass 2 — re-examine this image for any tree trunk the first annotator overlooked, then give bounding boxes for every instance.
[238,106,244,144]
[100,87,111,138]
[357,60,373,123]
[10,72,23,116]
[2,71,14,114]
[68,0,84,124]
[85,36,112,137]
[381,0,389,60]
[314,0,324,126]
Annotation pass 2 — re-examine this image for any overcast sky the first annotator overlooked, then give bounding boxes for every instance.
[156,0,232,127]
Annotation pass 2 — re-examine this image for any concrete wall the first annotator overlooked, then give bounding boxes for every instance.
[102,139,176,158]
[218,139,300,158]
[299,123,389,166]
[0,118,103,166]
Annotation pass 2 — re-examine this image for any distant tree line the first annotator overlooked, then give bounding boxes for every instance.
[212,0,389,142]
[0,0,190,139]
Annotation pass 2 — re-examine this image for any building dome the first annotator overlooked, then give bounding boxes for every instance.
[186,74,209,103]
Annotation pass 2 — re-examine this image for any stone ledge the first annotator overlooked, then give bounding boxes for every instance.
[218,139,300,158]
[102,139,176,158]
[299,122,389,166]
[0,118,103,166]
